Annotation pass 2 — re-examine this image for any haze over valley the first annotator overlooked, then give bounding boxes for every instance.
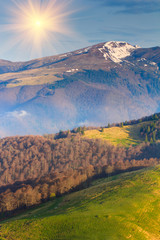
[0,41,160,137]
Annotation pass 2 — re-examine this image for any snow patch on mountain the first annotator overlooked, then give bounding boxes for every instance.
[75,47,91,55]
[150,62,156,66]
[137,58,157,67]
[66,69,79,73]
[99,41,140,63]
[137,58,147,62]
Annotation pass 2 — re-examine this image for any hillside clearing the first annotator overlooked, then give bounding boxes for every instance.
[83,124,145,147]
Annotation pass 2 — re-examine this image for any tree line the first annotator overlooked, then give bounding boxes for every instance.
[0,135,160,216]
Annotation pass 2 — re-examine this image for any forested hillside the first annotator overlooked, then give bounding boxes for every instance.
[0,133,160,215]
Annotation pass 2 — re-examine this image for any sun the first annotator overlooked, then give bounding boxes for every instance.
[31,16,45,32]
[1,0,76,59]
[35,20,41,27]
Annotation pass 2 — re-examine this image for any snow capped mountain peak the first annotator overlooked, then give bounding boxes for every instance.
[99,41,140,63]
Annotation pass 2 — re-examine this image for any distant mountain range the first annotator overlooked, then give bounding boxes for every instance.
[0,41,160,137]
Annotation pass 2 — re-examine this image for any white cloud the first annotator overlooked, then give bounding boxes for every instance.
[6,110,29,119]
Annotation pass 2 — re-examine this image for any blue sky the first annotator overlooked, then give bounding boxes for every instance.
[0,0,159,61]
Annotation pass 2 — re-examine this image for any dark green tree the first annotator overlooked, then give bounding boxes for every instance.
[150,137,153,144]
[153,131,156,142]
[145,134,148,143]
[154,114,158,120]
[67,130,70,135]
[81,129,85,135]
[77,127,82,133]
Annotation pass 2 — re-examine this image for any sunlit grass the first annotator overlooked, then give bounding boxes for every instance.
[0,67,65,87]
[83,124,145,147]
[1,166,160,239]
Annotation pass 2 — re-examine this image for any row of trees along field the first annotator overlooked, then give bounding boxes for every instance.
[51,113,160,142]
[0,134,160,216]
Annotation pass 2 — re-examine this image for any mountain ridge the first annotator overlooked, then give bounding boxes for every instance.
[0,41,160,137]
[1,41,159,73]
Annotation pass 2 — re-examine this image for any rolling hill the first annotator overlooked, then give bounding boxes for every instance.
[0,113,160,214]
[1,166,160,240]
[0,41,160,137]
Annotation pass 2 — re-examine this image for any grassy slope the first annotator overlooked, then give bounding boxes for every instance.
[0,67,64,87]
[83,124,145,147]
[1,166,160,239]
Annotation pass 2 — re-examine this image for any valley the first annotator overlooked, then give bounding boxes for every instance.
[0,41,160,137]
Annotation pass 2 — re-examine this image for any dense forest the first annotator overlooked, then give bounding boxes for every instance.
[0,132,160,216]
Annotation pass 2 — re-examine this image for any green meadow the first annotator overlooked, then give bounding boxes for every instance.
[1,166,160,240]
[83,123,146,147]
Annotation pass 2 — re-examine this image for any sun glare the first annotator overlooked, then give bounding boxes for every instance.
[2,0,75,58]
[35,20,41,27]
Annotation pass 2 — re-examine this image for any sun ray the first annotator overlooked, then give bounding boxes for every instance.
[0,0,79,59]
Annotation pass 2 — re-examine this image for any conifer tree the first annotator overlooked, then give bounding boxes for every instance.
[154,114,158,120]
[81,129,85,135]
[153,131,156,142]
[145,134,148,143]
